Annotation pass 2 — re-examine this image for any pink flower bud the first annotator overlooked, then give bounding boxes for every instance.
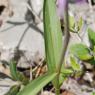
[56,0,67,19]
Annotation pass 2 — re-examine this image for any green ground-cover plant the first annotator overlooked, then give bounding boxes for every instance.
[5,0,89,95]
[6,0,64,95]
[5,0,70,95]
[70,28,95,64]
[17,0,65,94]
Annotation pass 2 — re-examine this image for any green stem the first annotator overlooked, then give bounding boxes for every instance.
[55,88,60,95]
[53,76,60,95]
[56,1,70,95]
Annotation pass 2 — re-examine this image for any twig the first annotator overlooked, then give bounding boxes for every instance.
[28,22,44,37]
[0,25,15,32]
[25,2,42,24]
[17,26,29,48]
[7,21,26,25]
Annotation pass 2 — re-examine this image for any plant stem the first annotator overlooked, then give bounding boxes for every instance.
[53,77,60,95]
[58,0,70,73]
[56,1,70,94]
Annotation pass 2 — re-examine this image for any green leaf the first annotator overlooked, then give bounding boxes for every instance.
[88,28,95,48]
[17,72,57,95]
[43,0,62,72]
[78,17,83,31]
[17,72,29,85]
[70,44,92,60]
[5,85,20,95]
[86,57,95,65]
[69,15,75,31]
[70,56,81,71]
[59,74,67,86]
[10,61,18,80]
[10,61,29,84]
[61,68,73,75]
[92,92,95,95]
[59,67,73,85]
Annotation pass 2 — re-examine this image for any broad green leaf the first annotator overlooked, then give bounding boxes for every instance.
[17,72,57,95]
[70,56,81,71]
[61,68,73,75]
[88,28,95,48]
[70,44,92,60]
[5,85,20,95]
[43,0,62,72]
[59,67,73,85]
[92,92,95,95]
[59,64,73,85]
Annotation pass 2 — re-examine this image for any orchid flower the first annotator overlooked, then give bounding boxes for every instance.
[56,0,67,20]
[56,0,87,20]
